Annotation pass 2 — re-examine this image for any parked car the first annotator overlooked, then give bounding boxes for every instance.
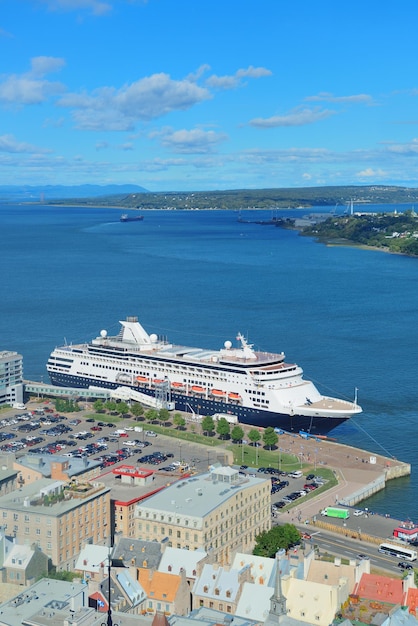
[145,431,157,437]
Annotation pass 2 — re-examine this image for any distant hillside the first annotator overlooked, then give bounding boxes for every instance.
[2,183,418,209]
[0,184,148,202]
[44,184,418,210]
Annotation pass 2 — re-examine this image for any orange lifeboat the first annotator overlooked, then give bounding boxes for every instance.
[211,389,226,397]
[171,381,185,390]
[228,392,242,401]
[153,379,165,385]
[136,376,149,384]
[191,385,205,394]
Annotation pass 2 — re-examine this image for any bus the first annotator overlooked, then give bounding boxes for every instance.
[378,542,417,561]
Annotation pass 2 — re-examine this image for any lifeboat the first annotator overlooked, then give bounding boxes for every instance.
[171,381,185,390]
[211,389,226,397]
[191,385,205,394]
[228,392,242,401]
[136,376,149,384]
[153,379,165,385]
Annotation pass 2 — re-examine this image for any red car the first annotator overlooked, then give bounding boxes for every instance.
[91,426,102,431]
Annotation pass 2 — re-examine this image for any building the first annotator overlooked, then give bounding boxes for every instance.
[138,568,190,616]
[192,562,252,613]
[13,455,102,487]
[0,478,110,570]
[0,351,24,407]
[0,467,18,498]
[135,466,271,565]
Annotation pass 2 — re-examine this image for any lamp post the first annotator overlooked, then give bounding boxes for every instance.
[98,546,126,626]
[102,552,115,626]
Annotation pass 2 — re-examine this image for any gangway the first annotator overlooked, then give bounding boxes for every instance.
[110,386,175,410]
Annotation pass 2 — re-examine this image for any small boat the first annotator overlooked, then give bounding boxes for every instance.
[228,392,242,401]
[171,381,185,390]
[191,385,205,394]
[211,389,226,397]
[120,213,144,222]
[153,379,165,385]
[136,375,149,383]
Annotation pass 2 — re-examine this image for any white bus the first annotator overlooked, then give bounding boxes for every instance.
[378,542,417,561]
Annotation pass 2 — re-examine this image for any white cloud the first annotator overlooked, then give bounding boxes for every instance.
[39,0,112,16]
[59,73,212,130]
[249,107,335,128]
[305,92,373,104]
[0,56,66,105]
[357,167,388,178]
[0,134,48,153]
[30,56,66,76]
[206,65,272,90]
[385,138,418,155]
[152,127,228,154]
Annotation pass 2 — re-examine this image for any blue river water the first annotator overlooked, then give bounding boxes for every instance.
[1,203,417,520]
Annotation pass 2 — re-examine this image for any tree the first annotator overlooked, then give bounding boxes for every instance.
[159,408,170,426]
[131,403,144,420]
[93,399,104,413]
[173,413,186,429]
[144,408,158,422]
[201,415,215,436]
[231,425,245,444]
[115,401,130,416]
[253,523,301,557]
[263,426,278,450]
[104,400,117,413]
[216,417,230,440]
[248,429,261,446]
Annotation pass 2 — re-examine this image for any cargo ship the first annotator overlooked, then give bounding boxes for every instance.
[46,316,362,434]
[120,213,144,222]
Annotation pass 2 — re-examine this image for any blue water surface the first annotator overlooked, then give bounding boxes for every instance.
[1,203,417,520]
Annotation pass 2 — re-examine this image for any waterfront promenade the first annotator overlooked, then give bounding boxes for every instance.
[273,431,412,543]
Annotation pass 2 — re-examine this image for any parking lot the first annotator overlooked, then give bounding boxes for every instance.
[0,403,230,474]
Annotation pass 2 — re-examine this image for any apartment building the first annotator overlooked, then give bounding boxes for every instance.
[0,351,24,407]
[135,466,271,565]
[0,478,110,571]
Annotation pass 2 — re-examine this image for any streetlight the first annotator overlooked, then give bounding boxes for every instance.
[179,443,182,462]
[96,546,126,626]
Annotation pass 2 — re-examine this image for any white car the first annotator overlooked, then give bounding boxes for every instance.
[353,509,364,516]
[145,431,157,437]
[125,440,136,446]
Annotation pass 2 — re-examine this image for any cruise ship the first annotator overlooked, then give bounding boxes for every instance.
[46,316,362,434]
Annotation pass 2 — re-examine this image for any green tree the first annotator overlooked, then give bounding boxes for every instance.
[173,413,186,429]
[93,399,104,413]
[144,408,159,423]
[231,425,245,443]
[115,401,130,416]
[263,426,278,450]
[131,403,144,420]
[253,523,301,557]
[201,415,215,436]
[159,408,170,426]
[104,400,117,413]
[216,417,230,440]
[248,429,261,446]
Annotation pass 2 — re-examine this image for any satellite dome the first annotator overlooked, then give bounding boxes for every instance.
[150,333,158,343]
[100,329,107,338]
[224,340,232,349]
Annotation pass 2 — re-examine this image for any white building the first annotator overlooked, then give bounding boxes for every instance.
[0,351,24,407]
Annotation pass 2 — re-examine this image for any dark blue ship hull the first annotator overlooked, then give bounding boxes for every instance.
[49,372,348,435]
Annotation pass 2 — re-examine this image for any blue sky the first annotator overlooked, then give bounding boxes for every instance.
[1,0,418,192]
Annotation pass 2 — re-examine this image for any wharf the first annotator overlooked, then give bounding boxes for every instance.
[272,431,412,543]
